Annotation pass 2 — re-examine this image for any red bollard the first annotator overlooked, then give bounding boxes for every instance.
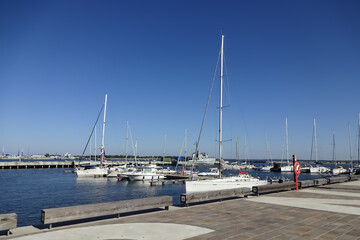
[293,154,301,190]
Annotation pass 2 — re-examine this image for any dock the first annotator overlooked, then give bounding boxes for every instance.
[0,161,75,169]
[1,176,360,239]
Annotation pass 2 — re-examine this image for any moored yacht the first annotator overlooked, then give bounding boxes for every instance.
[127,166,165,181]
[185,35,267,193]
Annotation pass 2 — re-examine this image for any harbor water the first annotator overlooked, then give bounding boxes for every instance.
[0,162,353,227]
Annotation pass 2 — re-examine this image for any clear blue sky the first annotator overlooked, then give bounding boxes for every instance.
[1,0,359,160]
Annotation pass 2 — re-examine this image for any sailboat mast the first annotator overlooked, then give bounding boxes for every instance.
[358,113,360,164]
[314,118,318,163]
[236,137,240,161]
[286,117,289,164]
[219,35,224,177]
[101,94,107,164]
[332,129,336,164]
[125,121,128,163]
[95,126,97,161]
[348,122,353,168]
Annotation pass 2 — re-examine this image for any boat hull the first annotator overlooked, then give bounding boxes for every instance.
[75,168,108,177]
[185,176,267,193]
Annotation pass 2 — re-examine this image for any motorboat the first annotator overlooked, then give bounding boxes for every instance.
[309,165,331,174]
[127,166,165,181]
[198,167,220,177]
[332,166,348,175]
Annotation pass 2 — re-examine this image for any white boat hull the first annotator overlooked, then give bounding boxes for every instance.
[332,167,347,175]
[280,165,293,172]
[75,167,108,177]
[309,166,330,173]
[186,175,267,193]
[260,165,273,171]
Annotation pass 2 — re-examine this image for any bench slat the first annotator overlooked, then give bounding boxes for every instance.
[252,182,296,195]
[181,187,250,205]
[41,196,172,225]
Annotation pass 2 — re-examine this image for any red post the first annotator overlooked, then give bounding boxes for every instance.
[293,154,300,190]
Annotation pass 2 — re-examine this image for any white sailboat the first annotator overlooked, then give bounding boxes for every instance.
[186,35,267,193]
[260,135,274,171]
[75,94,109,177]
[127,166,165,181]
[309,118,330,174]
[280,118,293,172]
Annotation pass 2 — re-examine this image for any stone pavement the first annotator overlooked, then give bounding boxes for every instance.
[2,180,360,240]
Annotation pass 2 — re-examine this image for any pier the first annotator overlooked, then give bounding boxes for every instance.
[0,161,75,169]
[1,176,360,239]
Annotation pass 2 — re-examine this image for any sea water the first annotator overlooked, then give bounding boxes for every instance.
[0,162,347,227]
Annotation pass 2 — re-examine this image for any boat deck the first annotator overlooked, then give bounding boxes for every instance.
[2,180,360,239]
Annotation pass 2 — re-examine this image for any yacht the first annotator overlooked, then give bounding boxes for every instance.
[185,35,267,193]
[127,166,165,181]
[198,167,220,177]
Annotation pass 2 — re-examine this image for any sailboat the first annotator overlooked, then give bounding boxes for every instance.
[356,113,360,173]
[280,118,293,172]
[75,94,109,177]
[185,35,267,193]
[331,129,347,175]
[309,118,330,174]
[260,135,274,171]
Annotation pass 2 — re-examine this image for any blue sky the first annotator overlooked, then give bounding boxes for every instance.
[1,0,359,160]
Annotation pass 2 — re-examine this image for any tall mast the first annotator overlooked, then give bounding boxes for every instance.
[219,34,224,178]
[358,113,360,164]
[101,94,107,164]
[332,129,336,164]
[184,129,187,162]
[314,118,318,163]
[285,117,289,165]
[348,122,353,168]
[94,126,97,161]
[125,121,129,163]
[163,135,167,165]
[236,137,240,161]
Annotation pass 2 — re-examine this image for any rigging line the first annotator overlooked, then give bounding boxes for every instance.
[81,104,105,157]
[194,49,221,155]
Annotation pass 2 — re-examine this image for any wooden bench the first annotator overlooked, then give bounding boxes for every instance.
[0,213,17,236]
[327,176,350,184]
[252,182,297,196]
[299,180,315,189]
[313,178,329,186]
[350,174,360,180]
[180,187,250,207]
[41,196,172,228]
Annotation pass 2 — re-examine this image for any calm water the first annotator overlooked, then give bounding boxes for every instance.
[0,163,349,227]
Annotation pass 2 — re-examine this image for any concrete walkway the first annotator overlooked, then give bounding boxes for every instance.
[3,180,360,240]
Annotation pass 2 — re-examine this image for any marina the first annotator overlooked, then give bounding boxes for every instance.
[1,172,359,239]
[0,162,359,228]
